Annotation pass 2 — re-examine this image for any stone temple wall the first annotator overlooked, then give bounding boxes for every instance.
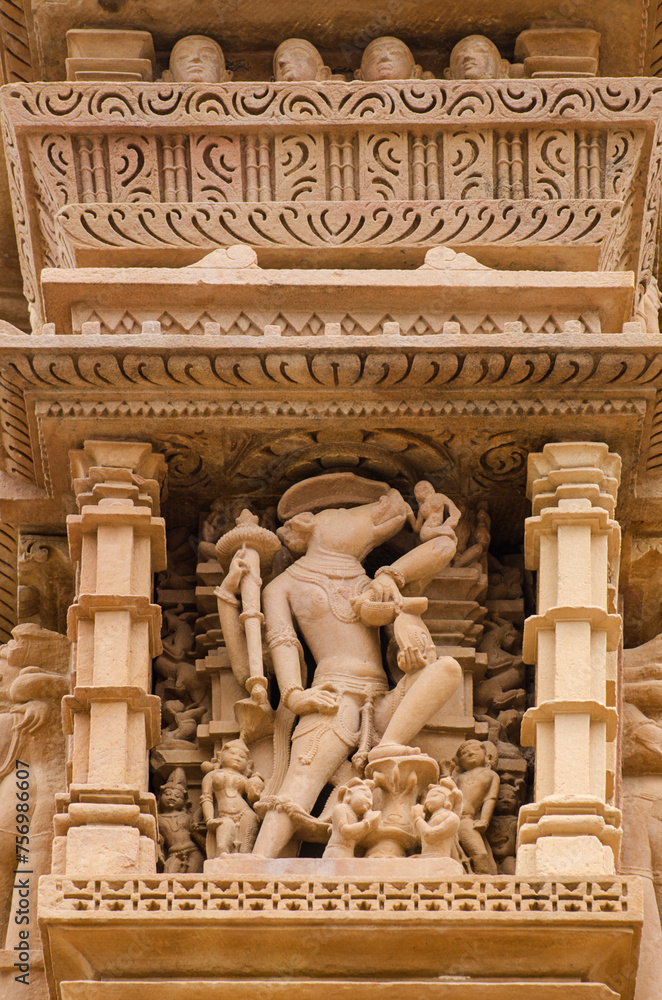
[1,6,662,1000]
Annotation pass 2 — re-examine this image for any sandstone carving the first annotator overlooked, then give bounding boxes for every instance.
[356,36,422,81]
[0,1,659,994]
[155,605,210,746]
[322,777,380,858]
[412,777,463,862]
[200,740,264,856]
[273,39,334,82]
[157,768,205,873]
[252,473,462,857]
[0,625,70,948]
[514,24,601,78]
[621,635,662,998]
[446,35,510,80]
[452,739,500,874]
[214,509,280,741]
[486,779,523,875]
[166,35,232,83]
[65,28,156,82]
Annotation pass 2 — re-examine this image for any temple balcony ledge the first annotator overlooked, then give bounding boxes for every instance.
[37,872,642,1000]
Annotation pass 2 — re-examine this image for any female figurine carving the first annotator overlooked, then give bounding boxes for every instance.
[200,740,264,857]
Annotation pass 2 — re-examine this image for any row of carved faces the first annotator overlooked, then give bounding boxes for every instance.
[168,34,507,84]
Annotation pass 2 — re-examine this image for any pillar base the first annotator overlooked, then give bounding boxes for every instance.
[516,797,620,877]
[52,786,158,875]
[516,836,615,878]
[53,826,157,877]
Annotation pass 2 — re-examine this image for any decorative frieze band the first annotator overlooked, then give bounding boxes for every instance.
[40,874,633,916]
[2,79,661,320]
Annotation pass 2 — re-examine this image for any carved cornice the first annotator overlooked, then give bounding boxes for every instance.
[0,333,655,529]
[2,79,661,323]
[2,333,662,394]
[5,79,662,126]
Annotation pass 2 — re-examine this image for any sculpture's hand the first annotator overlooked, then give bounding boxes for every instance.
[12,699,49,733]
[412,803,425,822]
[365,810,381,831]
[397,644,429,674]
[217,547,252,597]
[473,819,488,834]
[287,683,339,715]
[363,573,403,607]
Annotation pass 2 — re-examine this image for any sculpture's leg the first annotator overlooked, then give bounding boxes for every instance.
[214,816,237,856]
[254,706,359,858]
[239,808,260,853]
[379,655,462,748]
[163,854,182,874]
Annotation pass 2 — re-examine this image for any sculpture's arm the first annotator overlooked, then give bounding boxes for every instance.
[371,531,458,602]
[246,772,265,803]
[263,576,338,715]
[422,811,459,842]
[214,552,252,688]
[475,773,500,831]
[200,771,216,824]
[441,495,462,530]
[339,816,370,840]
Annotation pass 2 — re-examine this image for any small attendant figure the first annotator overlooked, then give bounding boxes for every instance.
[412,777,463,859]
[409,481,462,542]
[200,740,264,857]
[453,739,500,874]
[323,778,381,859]
[157,768,205,873]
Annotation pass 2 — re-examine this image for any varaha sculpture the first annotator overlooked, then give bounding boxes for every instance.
[1,6,662,999]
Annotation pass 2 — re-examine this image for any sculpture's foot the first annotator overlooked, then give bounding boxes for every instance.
[368,742,421,761]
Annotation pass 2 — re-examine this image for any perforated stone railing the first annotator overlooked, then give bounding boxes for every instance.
[40,874,633,915]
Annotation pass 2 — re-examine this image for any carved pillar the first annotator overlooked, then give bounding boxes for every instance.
[52,441,166,876]
[517,442,622,877]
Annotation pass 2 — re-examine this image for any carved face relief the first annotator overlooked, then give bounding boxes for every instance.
[424,784,449,813]
[169,35,228,83]
[361,36,417,81]
[160,786,186,811]
[274,39,326,81]
[457,740,487,769]
[449,35,503,80]
[220,744,250,771]
[349,784,372,816]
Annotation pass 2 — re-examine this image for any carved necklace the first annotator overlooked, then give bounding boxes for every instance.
[289,550,369,624]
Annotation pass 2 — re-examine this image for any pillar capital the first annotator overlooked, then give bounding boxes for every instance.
[69,439,167,514]
[526,441,621,518]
